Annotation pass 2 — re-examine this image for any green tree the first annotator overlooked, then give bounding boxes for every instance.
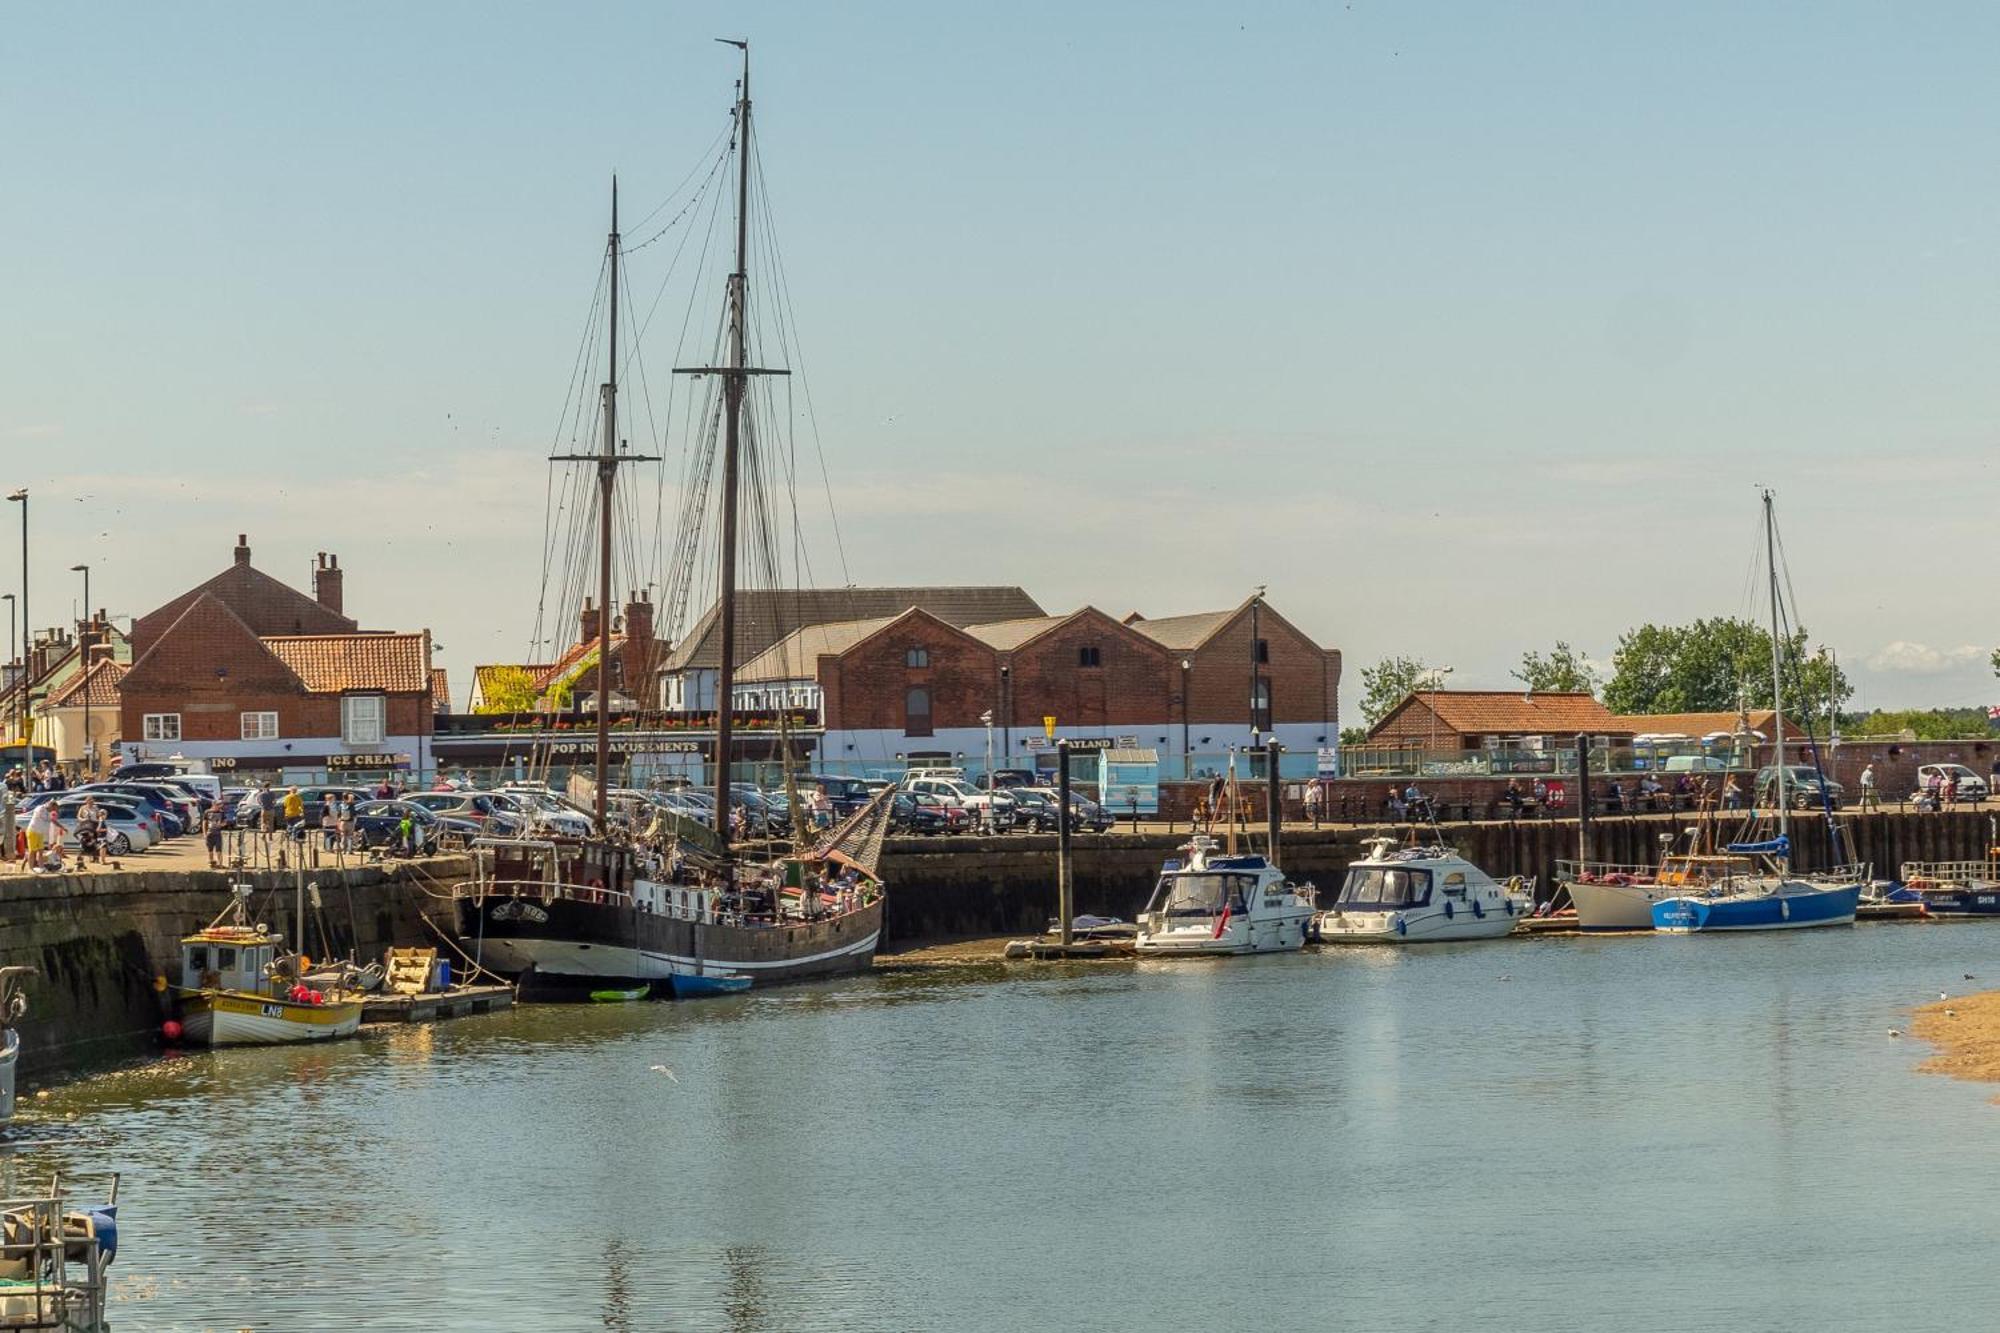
[1844,708,1994,740]
[1514,642,1598,695]
[1601,617,1850,715]
[473,665,542,714]
[1359,656,1445,729]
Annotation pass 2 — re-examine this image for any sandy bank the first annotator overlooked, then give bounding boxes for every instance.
[1911,989,2000,1091]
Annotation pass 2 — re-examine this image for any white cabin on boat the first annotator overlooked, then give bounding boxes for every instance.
[1134,836,1313,956]
[181,928,278,993]
[1315,839,1531,943]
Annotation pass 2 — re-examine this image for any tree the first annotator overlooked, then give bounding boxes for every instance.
[1601,617,1851,716]
[473,665,542,715]
[1992,646,2000,679]
[1844,708,1995,741]
[1514,642,1598,695]
[1359,656,1445,729]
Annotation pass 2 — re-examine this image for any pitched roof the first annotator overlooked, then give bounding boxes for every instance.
[665,586,1044,673]
[1122,608,1239,651]
[1612,710,1781,737]
[262,632,430,694]
[430,667,450,706]
[44,657,126,709]
[735,617,900,684]
[534,635,624,690]
[963,615,1072,651]
[121,593,304,694]
[133,554,356,655]
[1372,690,1623,740]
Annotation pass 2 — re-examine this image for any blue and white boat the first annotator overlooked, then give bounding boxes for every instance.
[1650,491,1865,936]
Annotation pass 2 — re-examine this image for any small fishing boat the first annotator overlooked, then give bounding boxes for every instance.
[174,887,363,1047]
[668,972,751,998]
[1315,837,1533,943]
[1899,827,2000,915]
[589,986,649,1004]
[1133,835,1314,956]
[0,1171,120,1331]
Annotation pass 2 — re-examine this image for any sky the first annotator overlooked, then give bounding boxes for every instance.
[3,1,1996,717]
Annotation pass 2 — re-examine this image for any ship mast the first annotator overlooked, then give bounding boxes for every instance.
[554,179,656,832]
[679,40,787,866]
[1765,488,1788,874]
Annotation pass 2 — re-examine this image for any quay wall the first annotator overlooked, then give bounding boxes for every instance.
[876,809,1994,943]
[2,856,467,1076]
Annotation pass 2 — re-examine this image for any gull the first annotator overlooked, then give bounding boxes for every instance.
[1888,1029,1902,1038]
[1939,992,1949,1001]
[1947,1009,1958,1018]
[1966,974,1976,981]
[648,1065,678,1082]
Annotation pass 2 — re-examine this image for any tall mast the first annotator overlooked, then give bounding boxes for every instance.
[676,41,787,863]
[554,179,655,833]
[1765,488,1788,871]
[596,179,620,828]
[715,41,750,860]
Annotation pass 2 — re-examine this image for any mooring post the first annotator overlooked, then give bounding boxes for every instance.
[1266,738,1282,866]
[1576,733,1593,863]
[1056,739,1073,947]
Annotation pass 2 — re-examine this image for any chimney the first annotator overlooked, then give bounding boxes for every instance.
[622,591,654,697]
[313,552,344,615]
[623,590,653,646]
[579,598,600,645]
[234,533,251,567]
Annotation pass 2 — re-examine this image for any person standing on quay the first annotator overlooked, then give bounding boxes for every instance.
[203,801,228,869]
[1859,764,1877,811]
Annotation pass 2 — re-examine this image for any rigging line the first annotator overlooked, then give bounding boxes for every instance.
[749,130,850,583]
[623,124,733,244]
[532,253,611,662]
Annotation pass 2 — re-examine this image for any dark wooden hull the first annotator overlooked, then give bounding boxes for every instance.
[456,891,882,998]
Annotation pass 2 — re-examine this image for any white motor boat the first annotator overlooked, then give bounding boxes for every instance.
[1315,838,1533,943]
[0,968,30,1129]
[1134,836,1314,956]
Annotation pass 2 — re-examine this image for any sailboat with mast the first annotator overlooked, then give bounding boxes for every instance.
[1650,491,1862,933]
[454,44,889,997]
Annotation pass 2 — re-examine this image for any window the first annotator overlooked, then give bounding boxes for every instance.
[341,694,386,746]
[1078,646,1101,668]
[905,647,929,668]
[143,713,181,742]
[240,711,279,741]
[1252,677,1271,732]
[1255,638,1270,664]
[905,686,933,737]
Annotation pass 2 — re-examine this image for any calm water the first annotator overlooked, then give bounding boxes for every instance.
[16,925,2000,1331]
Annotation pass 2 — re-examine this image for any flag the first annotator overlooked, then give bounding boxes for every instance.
[1212,902,1232,939]
[1989,705,2000,722]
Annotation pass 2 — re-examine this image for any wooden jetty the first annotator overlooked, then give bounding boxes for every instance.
[361,983,515,1024]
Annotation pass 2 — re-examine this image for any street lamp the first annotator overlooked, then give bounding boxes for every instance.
[1421,665,1454,769]
[1180,657,1192,774]
[1248,585,1266,750]
[6,491,24,747]
[980,709,994,832]
[70,564,89,776]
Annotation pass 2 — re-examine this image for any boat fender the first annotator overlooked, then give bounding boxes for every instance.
[1471,899,1484,919]
[1780,899,1790,921]
[1394,914,1407,936]
[1443,901,1454,920]
[1503,898,1514,917]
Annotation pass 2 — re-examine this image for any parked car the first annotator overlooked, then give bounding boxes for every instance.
[350,800,443,854]
[402,791,526,835]
[44,795,162,853]
[891,791,967,835]
[902,776,1015,830]
[1064,791,1114,832]
[1006,787,1076,833]
[977,769,1042,791]
[800,774,875,818]
[1754,765,1845,810]
[1914,764,1989,803]
[490,788,594,837]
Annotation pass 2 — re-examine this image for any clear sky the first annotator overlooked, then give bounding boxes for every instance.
[3,1,1996,716]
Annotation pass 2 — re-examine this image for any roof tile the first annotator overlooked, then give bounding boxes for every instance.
[262,633,429,694]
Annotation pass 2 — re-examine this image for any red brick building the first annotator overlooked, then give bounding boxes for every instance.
[468,592,667,715]
[115,536,437,780]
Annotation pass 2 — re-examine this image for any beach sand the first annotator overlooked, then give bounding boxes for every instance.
[1911,989,2000,1092]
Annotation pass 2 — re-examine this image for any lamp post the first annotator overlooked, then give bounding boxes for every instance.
[1248,585,1266,751]
[1180,657,1192,776]
[1,593,13,738]
[980,709,994,833]
[6,491,24,747]
[1421,665,1454,773]
[998,664,1010,769]
[69,563,89,777]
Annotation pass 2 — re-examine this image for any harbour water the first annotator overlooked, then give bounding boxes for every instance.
[19,925,2000,1331]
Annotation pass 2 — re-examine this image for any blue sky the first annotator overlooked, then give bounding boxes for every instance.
[3,1,1996,714]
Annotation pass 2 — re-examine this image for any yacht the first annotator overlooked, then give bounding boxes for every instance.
[1315,837,1533,943]
[1133,836,1314,956]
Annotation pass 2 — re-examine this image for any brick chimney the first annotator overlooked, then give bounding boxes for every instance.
[579,598,600,645]
[621,591,655,698]
[313,552,344,615]
[234,533,252,567]
[623,591,653,646]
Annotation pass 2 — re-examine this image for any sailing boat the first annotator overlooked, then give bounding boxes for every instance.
[454,44,888,997]
[1650,492,1861,933]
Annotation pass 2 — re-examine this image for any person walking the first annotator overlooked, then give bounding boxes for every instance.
[203,800,228,869]
[255,782,277,835]
[282,786,305,835]
[320,798,339,853]
[1723,775,1742,811]
[74,796,103,865]
[1304,780,1323,829]
[1859,764,1877,811]
[24,801,55,871]
[337,794,356,855]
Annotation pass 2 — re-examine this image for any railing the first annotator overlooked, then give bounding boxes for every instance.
[1903,861,1996,886]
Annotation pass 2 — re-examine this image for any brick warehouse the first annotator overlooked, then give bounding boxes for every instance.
[115,536,438,779]
[733,592,1340,773]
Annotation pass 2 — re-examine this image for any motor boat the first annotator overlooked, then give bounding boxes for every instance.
[1133,836,1314,956]
[1314,837,1533,943]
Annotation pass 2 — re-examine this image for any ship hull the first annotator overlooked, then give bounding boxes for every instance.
[458,892,882,998]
